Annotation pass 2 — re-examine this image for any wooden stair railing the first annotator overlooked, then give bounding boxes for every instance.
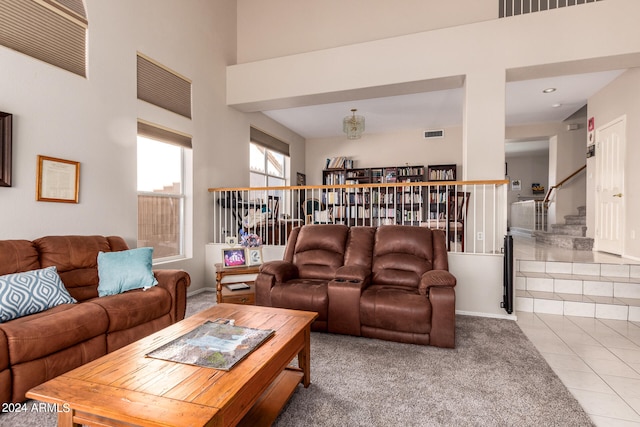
[543,165,587,206]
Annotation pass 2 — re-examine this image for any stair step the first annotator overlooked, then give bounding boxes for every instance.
[532,232,593,250]
[564,214,586,225]
[577,205,586,216]
[515,259,640,320]
[550,224,587,237]
[515,291,640,320]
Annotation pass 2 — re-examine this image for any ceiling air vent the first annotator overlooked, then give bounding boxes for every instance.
[424,129,444,139]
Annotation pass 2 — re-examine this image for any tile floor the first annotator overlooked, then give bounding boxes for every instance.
[514,236,640,426]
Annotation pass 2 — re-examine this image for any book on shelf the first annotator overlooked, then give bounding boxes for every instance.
[402,193,422,204]
[324,191,342,204]
[325,157,353,169]
[428,168,455,181]
[324,172,345,185]
[398,166,425,176]
[384,169,397,183]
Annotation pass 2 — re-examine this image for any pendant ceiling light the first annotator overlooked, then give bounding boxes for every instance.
[343,108,365,139]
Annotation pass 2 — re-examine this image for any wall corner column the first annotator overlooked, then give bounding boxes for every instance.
[463,69,506,180]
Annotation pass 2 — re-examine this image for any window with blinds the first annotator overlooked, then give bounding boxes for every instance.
[249,127,290,187]
[137,120,192,260]
[0,0,88,77]
[137,53,192,119]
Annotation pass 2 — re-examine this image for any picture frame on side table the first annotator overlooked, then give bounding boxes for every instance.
[221,248,247,268]
[247,247,263,266]
[36,155,80,203]
[0,111,12,187]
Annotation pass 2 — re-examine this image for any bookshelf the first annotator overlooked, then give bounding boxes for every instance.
[427,164,457,221]
[321,164,425,226]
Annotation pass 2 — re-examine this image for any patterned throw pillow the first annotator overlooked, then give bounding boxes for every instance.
[0,266,77,323]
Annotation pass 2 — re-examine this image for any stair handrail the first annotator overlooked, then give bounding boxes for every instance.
[543,165,587,205]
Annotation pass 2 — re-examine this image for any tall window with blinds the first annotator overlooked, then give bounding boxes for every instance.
[137,121,192,260]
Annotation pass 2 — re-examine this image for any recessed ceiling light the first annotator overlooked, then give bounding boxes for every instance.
[543,88,556,93]
[552,103,562,108]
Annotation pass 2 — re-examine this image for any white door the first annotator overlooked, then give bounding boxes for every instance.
[595,116,626,255]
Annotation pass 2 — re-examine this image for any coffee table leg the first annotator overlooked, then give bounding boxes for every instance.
[299,326,311,387]
[58,408,80,427]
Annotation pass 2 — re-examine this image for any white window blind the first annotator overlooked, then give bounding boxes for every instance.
[0,0,87,77]
[137,53,192,119]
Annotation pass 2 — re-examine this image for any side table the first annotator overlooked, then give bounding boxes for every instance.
[215,263,260,305]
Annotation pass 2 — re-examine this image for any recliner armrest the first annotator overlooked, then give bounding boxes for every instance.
[418,270,456,296]
[259,260,299,283]
[334,265,370,283]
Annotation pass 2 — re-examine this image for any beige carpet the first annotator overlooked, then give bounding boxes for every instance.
[0,291,593,426]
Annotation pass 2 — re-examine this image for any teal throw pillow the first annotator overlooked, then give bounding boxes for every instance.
[0,266,76,323]
[97,247,158,297]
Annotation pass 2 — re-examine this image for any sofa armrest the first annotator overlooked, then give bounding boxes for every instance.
[153,269,191,323]
[334,265,370,283]
[259,260,298,283]
[255,261,299,307]
[428,286,456,348]
[418,270,456,296]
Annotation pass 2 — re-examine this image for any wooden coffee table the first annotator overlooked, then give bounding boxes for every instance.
[26,304,317,427]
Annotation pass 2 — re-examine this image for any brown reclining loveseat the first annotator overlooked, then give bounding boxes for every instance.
[0,235,191,404]
[255,224,456,348]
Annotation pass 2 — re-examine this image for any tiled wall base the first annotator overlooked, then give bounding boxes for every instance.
[515,260,640,321]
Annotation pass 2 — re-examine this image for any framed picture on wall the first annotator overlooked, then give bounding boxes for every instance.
[511,179,522,191]
[0,111,12,187]
[36,155,80,203]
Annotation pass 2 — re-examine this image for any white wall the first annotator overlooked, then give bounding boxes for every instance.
[0,0,304,291]
[506,153,549,224]
[229,1,640,184]
[305,127,462,185]
[553,114,588,222]
[236,0,496,63]
[587,68,640,259]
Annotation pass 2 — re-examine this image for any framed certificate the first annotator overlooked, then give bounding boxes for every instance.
[36,155,80,203]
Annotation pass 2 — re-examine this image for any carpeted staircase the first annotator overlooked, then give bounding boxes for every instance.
[532,205,594,250]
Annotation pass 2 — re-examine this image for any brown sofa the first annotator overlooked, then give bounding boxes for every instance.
[255,224,456,348]
[0,235,191,404]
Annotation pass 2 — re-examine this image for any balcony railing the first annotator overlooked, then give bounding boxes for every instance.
[510,199,548,234]
[499,0,602,18]
[209,180,508,254]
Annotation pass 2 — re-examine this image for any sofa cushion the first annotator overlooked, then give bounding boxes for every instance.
[0,303,108,364]
[87,286,172,333]
[0,240,40,276]
[97,247,157,297]
[34,235,110,272]
[293,224,348,280]
[360,285,431,335]
[270,279,329,322]
[0,267,77,323]
[372,226,434,288]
